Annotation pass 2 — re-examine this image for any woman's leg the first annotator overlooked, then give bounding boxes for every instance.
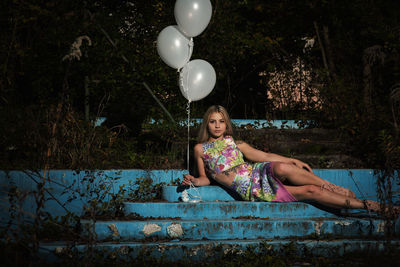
[273,162,356,198]
[273,162,325,185]
[285,184,364,210]
[286,184,400,215]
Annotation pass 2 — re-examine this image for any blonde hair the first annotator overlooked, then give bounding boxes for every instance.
[197,105,234,143]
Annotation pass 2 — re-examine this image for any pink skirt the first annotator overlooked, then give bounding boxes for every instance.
[230,161,297,202]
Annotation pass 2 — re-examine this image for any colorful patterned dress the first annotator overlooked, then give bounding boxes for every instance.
[202,135,297,202]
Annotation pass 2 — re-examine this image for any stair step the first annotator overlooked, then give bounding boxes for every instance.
[39,239,400,262]
[124,201,340,219]
[82,217,391,241]
[162,185,238,201]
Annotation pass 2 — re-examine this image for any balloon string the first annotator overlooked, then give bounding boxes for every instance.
[186,100,191,171]
[188,37,193,63]
[177,38,193,74]
[177,69,184,104]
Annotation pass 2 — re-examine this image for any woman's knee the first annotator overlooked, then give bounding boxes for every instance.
[302,185,323,199]
[273,162,294,177]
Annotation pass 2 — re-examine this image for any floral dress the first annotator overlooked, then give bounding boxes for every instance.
[202,135,297,202]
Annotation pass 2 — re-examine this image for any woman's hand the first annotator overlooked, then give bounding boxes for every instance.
[291,159,313,173]
[182,174,198,186]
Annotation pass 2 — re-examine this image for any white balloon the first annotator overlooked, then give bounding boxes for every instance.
[174,0,212,37]
[179,59,216,102]
[157,25,193,69]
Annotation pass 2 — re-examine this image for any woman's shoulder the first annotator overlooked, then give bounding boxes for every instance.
[194,143,203,149]
[194,143,204,150]
[193,143,204,157]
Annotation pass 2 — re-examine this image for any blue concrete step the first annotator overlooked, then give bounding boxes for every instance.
[162,185,239,201]
[124,201,342,219]
[25,169,400,262]
[38,239,400,262]
[81,217,391,241]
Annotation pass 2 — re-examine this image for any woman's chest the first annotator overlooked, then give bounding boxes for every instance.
[202,143,244,173]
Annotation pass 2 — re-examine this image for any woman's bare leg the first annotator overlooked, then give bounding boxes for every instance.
[284,183,400,215]
[273,162,356,198]
[285,184,363,210]
[273,162,326,186]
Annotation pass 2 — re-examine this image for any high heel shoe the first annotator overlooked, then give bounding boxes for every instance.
[321,182,356,198]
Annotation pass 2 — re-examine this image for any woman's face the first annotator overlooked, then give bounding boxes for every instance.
[207,112,226,139]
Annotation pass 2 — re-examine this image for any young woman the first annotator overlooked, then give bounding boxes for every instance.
[182,105,399,214]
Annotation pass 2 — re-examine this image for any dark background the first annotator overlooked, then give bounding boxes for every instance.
[1,0,399,169]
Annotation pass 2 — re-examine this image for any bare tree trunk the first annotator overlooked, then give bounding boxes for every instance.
[390,84,400,137]
[362,53,373,118]
[313,22,329,75]
[322,25,337,81]
[226,74,232,107]
[362,45,385,119]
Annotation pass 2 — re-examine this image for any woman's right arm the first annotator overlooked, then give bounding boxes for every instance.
[182,144,211,186]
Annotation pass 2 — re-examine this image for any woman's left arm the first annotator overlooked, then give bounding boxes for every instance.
[236,141,313,173]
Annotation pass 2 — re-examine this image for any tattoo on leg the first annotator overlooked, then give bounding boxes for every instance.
[345,199,351,209]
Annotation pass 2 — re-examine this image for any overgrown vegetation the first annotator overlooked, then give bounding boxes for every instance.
[1,239,400,266]
[1,0,400,265]
[0,168,180,265]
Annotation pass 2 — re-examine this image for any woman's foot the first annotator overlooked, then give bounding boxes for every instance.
[364,200,400,217]
[321,183,356,198]
[363,200,380,212]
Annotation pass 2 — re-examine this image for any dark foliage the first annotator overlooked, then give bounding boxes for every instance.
[1,0,399,168]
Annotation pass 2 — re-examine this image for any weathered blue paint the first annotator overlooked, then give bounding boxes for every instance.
[0,169,186,221]
[162,185,237,201]
[82,217,391,241]
[0,169,399,222]
[0,170,394,261]
[1,169,396,262]
[313,169,399,202]
[124,201,338,219]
